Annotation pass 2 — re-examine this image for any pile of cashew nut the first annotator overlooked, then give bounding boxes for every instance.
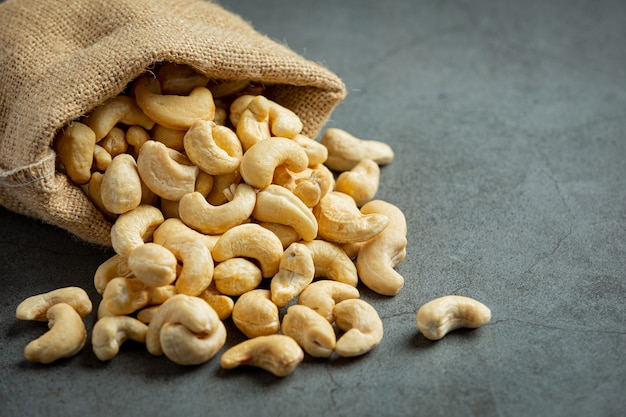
[16,63,490,375]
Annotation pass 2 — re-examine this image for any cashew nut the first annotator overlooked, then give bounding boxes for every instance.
[91,316,148,361]
[253,184,318,242]
[301,240,358,287]
[235,95,271,151]
[87,172,116,221]
[282,305,336,358]
[292,134,328,166]
[110,204,165,258]
[320,128,394,172]
[99,126,128,158]
[257,222,300,249]
[416,295,491,341]
[164,239,214,297]
[102,277,151,315]
[195,171,215,196]
[211,223,284,278]
[336,158,380,207]
[99,153,143,214]
[298,280,360,323]
[206,170,242,206]
[22,303,87,364]
[83,95,155,141]
[220,334,304,377]
[212,257,263,296]
[240,137,309,189]
[125,125,151,155]
[231,289,280,338]
[208,79,251,99]
[127,242,178,287]
[54,121,96,185]
[16,287,92,321]
[151,124,186,152]
[197,282,234,320]
[183,120,242,175]
[333,299,383,357]
[94,254,133,294]
[267,100,303,139]
[157,63,209,95]
[270,242,315,307]
[137,140,199,201]
[92,144,112,172]
[356,200,407,296]
[146,294,226,365]
[314,192,388,244]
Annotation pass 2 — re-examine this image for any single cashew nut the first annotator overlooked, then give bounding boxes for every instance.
[110,204,164,258]
[211,223,284,278]
[137,140,199,201]
[179,184,256,235]
[197,282,234,320]
[220,334,304,377]
[100,153,143,214]
[231,289,280,338]
[336,158,380,207]
[257,222,300,249]
[228,95,255,126]
[94,254,133,294]
[127,243,178,287]
[235,95,271,151]
[298,280,360,323]
[157,63,209,95]
[102,277,150,315]
[99,126,128,158]
[153,218,220,253]
[164,239,214,297]
[184,120,242,175]
[16,287,92,321]
[320,128,394,172]
[356,200,407,296]
[92,144,112,172]
[206,170,241,206]
[302,240,359,287]
[22,303,87,364]
[125,125,151,155]
[282,305,336,358]
[83,95,155,141]
[270,242,315,307]
[88,172,116,221]
[240,137,309,189]
[91,316,148,361]
[314,192,388,243]
[253,184,318,242]
[208,79,251,99]
[267,100,303,139]
[212,258,263,296]
[416,295,491,341]
[147,294,226,365]
[333,299,383,357]
[292,134,328,166]
[54,122,96,184]
[151,124,186,152]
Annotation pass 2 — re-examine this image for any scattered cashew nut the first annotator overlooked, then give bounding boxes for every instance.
[282,304,336,358]
[320,127,394,172]
[298,280,360,323]
[16,286,93,321]
[333,299,384,357]
[231,289,280,338]
[270,242,315,307]
[92,316,148,361]
[416,295,491,341]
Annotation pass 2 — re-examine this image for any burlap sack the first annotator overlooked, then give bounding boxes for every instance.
[0,0,346,247]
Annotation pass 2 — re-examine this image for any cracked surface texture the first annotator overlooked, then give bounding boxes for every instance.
[1,0,625,416]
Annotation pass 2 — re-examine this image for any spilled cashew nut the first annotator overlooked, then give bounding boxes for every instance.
[416,295,491,341]
[83,95,154,141]
[270,242,315,307]
[336,158,380,207]
[93,254,133,294]
[302,240,359,287]
[231,289,280,338]
[298,280,360,323]
[184,120,242,175]
[153,218,220,254]
[333,299,383,357]
[54,122,96,185]
[164,239,214,297]
[320,128,394,172]
[16,287,92,321]
[92,316,148,361]
[282,305,336,358]
[110,204,164,258]
[102,277,150,315]
[267,100,303,138]
[240,137,309,189]
[197,283,234,320]
[100,153,143,214]
[292,134,328,166]
[212,258,263,296]
[127,243,178,287]
[235,95,271,151]
[220,334,304,377]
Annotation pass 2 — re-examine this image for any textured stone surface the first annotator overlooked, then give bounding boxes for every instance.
[1,0,625,416]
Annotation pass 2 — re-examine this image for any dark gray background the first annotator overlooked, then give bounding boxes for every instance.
[1,0,625,416]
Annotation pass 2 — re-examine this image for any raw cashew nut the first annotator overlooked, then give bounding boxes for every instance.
[220,334,304,377]
[157,63,209,95]
[22,303,87,364]
[16,287,92,321]
[153,218,220,253]
[83,95,155,141]
[134,75,215,131]
[267,100,303,139]
[54,121,96,184]
[314,192,388,243]
[99,126,128,158]
[212,258,263,296]
[298,280,360,323]
[302,240,359,287]
[163,239,214,297]
[102,277,151,315]
[125,125,151,154]
[88,172,116,220]
[270,242,315,307]
[235,95,271,151]
[146,294,226,365]
[252,184,318,242]
[206,170,242,206]
[356,200,407,296]
[197,283,234,320]
[127,243,178,287]
[110,204,164,258]
[333,299,383,357]
[282,305,336,358]
[100,153,143,214]
[211,223,284,278]
[178,184,256,235]
[292,134,328,166]
[416,295,491,341]
[336,158,380,207]
[92,144,112,172]
[258,222,300,249]
[91,316,148,361]
[240,137,309,189]
[184,120,242,175]
[231,289,280,338]
[94,254,133,294]
[208,79,251,99]
[137,140,199,201]
[151,124,186,152]
[320,128,394,172]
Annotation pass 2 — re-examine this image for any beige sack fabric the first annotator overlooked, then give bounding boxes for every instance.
[0,0,346,247]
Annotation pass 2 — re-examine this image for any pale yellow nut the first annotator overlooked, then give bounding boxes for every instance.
[195,171,215,196]
[253,184,318,242]
[257,222,300,250]
[153,218,220,254]
[292,134,328,166]
[298,280,360,323]
[23,303,87,364]
[102,277,150,315]
[235,95,271,151]
[184,120,242,175]
[336,158,380,207]
[94,254,133,294]
[220,334,304,377]
[100,153,143,214]
[320,128,394,172]
[136,305,159,324]
[270,242,315,307]
[213,106,228,125]
[156,63,209,95]
[137,140,199,201]
[309,163,335,200]
[147,294,226,365]
[228,94,255,126]
[97,300,116,320]
[99,126,128,157]
[333,299,383,357]
[125,125,151,155]
[127,243,178,287]
[356,200,407,296]
[313,192,388,244]
[206,170,241,206]
[267,100,303,139]
[211,223,284,278]
[178,184,256,235]
[165,239,214,297]
[83,95,155,141]
[151,124,186,152]
[282,304,336,358]
[54,121,96,185]
[92,144,112,172]
[134,75,215,131]
[212,258,263,296]
[240,137,309,189]
[16,287,92,321]
[197,282,234,320]
[301,240,359,287]
[88,172,113,220]
[293,175,323,208]
[416,295,491,341]
[92,316,148,361]
[231,289,280,338]
[110,204,164,258]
